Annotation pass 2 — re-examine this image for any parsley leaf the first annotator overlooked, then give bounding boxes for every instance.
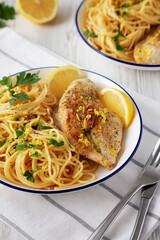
[0,89,7,96]
[13,93,32,101]
[116,10,120,15]
[121,3,129,8]
[8,98,16,105]
[15,71,41,87]
[0,138,7,147]
[50,138,64,147]
[118,27,125,37]
[29,144,43,148]
[15,129,24,139]
[84,29,97,38]
[19,125,24,131]
[112,27,127,51]
[24,166,39,182]
[24,170,35,182]
[38,126,52,130]
[32,118,52,130]
[123,11,128,17]
[0,2,15,20]
[115,42,127,51]
[0,71,41,105]
[30,152,41,158]
[15,142,24,151]
[15,142,43,151]
[0,76,12,89]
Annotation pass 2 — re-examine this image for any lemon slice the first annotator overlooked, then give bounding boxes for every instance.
[46,65,86,100]
[16,0,59,24]
[98,87,135,128]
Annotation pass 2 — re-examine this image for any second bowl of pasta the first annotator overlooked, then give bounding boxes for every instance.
[75,0,160,70]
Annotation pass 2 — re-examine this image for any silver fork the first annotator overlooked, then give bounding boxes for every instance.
[88,138,160,240]
[130,183,159,240]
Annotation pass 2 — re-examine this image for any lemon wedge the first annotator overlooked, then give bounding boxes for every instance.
[98,87,135,128]
[16,0,59,24]
[46,65,86,100]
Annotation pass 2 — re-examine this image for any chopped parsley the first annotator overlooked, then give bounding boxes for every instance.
[112,27,127,51]
[24,166,39,183]
[15,125,25,139]
[8,98,16,105]
[121,3,129,8]
[32,118,52,130]
[50,138,64,147]
[15,129,24,139]
[28,144,43,148]
[38,126,53,130]
[0,138,7,147]
[15,142,43,151]
[19,125,24,131]
[116,10,120,15]
[0,71,41,105]
[123,11,128,17]
[15,118,20,121]
[30,152,41,158]
[84,29,97,38]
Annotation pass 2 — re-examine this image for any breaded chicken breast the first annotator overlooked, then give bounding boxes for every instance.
[54,78,123,169]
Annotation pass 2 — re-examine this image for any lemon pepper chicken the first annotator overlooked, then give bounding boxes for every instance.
[54,79,123,169]
[134,26,160,64]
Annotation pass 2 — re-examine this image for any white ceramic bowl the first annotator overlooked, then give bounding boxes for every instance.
[75,0,160,71]
[0,67,142,194]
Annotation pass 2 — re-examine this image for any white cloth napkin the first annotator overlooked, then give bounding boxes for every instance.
[0,28,160,240]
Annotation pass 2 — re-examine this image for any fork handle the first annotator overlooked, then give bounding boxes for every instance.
[87,183,143,240]
[130,197,151,240]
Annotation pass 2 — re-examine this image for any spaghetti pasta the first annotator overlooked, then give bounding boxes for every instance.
[0,73,97,190]
[84,0,160,62]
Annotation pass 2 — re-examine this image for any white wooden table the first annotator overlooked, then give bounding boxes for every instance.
[0,0,160,239]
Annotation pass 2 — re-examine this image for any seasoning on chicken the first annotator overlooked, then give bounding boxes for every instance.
[53,78,123,169]
[134,25,160,64]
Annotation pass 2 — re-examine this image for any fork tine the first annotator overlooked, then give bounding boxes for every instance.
[150,138,160,166]
[155,152,160,168]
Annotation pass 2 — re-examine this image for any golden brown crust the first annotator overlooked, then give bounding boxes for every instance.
[53,78,123,169]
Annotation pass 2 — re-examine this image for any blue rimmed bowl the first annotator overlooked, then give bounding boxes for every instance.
[75,0,160,71]
[0,66,142,194]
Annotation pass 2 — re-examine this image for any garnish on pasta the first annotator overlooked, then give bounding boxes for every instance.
[0,72,97,190]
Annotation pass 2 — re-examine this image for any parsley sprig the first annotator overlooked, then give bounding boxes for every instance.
[84,29,97,38]
[112,27,127,51]
[32,118,52,130]
[50,138,64,147]
[15,125,25,139]
[0,2,15,28]
[0,71,41,105]
[24,166,39,183]
[15,142,43,151]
